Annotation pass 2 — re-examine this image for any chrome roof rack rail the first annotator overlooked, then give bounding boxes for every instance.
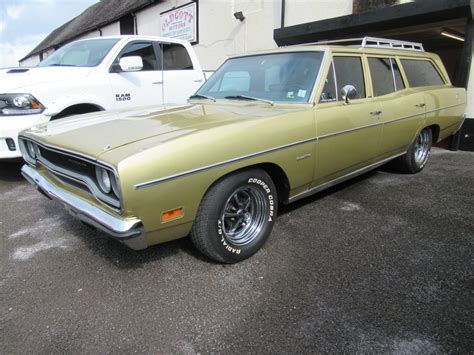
[297,37,425,52]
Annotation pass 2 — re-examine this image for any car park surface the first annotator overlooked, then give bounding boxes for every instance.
[1,148,472,353]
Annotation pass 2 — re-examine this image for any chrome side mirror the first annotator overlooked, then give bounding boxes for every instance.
[119,56,143,72]
[341,85,357,104]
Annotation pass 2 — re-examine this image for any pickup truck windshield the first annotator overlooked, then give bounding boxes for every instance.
[38,38,120,68]
[195,51,324,103]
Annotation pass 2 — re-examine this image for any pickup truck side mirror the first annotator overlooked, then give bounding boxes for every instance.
[341,85,357,104]
[118,56,144,72]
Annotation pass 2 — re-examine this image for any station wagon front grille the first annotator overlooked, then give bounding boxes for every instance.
[20,138,121,210]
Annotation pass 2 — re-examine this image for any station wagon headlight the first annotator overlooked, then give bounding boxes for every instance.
[26,141,37,159]
[96,166,112,194]
[0,94,45,116]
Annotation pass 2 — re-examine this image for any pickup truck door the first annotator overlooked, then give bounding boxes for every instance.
[108,41,163,108]
[160,42,206,104]
[313,55,383,187]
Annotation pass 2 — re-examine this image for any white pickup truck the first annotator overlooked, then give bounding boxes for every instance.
[0,35,211,159]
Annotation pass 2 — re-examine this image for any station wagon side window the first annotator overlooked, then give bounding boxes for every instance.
[368,57,406,96]
[162,43,194,70]
[400,59,445,87]
[117,41,160,71]
[333,56,366,101]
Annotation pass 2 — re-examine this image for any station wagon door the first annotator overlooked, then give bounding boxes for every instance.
[108,41,164,107]
[161,42,206,104]
[367,56,425,158]
[313,55,383,186]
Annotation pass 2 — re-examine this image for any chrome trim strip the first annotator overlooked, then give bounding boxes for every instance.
[288,152,406,203]
[135,101,465,189]
[134,137,318,189]
[21,164,147,249]
[318,120,382,140]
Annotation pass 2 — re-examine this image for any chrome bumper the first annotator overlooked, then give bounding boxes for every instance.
[21,164,147,250]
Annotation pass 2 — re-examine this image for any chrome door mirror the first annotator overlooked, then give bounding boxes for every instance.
[119,56,143,72]
[341,85,357,104]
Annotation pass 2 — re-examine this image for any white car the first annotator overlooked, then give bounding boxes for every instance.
[0,35,209,159]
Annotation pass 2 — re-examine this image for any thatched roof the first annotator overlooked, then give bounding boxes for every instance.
[21,0,159,61]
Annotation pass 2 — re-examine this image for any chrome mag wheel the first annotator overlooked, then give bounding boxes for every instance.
[220,186,268,247]
[414,129,431,165]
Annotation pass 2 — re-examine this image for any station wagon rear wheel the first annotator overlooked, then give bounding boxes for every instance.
[394,127,432,174]
[191,169,277,263]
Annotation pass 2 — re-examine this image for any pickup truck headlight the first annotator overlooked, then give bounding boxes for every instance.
[0,94,45,115]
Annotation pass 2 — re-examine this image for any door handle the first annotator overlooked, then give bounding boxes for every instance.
[370,110,382,116]
[416,103,426,108]
[152,81,163,85]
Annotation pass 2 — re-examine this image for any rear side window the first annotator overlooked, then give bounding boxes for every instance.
[162,43,193,70]
[400,59,445,87]
[333,56,366,100]
[368,57,406,96]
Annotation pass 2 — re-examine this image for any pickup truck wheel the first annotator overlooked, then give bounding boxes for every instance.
[395,127,432,174]
[191,169,277,263]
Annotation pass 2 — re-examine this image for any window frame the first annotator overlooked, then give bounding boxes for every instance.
[109,40,162,73]
[366,55,407,97]
[318,53,369,104]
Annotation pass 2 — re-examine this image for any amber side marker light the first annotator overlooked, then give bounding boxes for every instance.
[161,207,184,222]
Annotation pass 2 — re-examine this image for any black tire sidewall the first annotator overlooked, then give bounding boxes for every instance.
[203,170,277,263]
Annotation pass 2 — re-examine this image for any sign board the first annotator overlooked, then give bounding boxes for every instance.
[160,2,198,43]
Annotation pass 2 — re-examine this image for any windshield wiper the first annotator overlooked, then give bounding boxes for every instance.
[224,95,274,106]
[189,94,216,102]
[48,64,78,67]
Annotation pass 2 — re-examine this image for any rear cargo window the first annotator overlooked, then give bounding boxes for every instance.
[400,59,445,87]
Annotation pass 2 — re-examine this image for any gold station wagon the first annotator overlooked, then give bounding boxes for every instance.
[20,37,466,263]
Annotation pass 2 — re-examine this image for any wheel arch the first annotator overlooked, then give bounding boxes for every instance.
[425,124,440,143]
[51,103,104,120]
[204,162,291,204]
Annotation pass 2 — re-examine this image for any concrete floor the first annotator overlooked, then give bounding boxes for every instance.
[0,148,473,353]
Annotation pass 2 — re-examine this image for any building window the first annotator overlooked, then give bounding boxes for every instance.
[120,14,135,35]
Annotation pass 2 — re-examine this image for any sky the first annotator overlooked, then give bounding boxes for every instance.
[0,0,98,68]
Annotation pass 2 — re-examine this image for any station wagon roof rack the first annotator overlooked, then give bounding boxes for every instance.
[299,37,425,52]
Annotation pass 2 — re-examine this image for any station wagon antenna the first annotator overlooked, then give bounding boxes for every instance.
[297,37,425,52]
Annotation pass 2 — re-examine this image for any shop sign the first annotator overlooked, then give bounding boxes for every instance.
[160,2,197,43]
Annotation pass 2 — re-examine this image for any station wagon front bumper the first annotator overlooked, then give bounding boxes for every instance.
[21,164,147,250]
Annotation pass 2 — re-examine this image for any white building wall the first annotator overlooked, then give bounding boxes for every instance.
[466,53,474,118]
[19,54,40,67]
[285,0,352,26]
[135,0,351,70]
[101,22,120,36]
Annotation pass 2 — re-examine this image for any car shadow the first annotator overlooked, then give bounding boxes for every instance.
[66,216,214,269]
[0,161,25,182]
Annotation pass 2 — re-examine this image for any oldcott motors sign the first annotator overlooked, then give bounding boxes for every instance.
[160,2,197,43]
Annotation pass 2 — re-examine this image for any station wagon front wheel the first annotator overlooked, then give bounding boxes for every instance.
[191,169,278,263]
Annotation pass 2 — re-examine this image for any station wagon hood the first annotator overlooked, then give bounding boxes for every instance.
[0,67,91,92]
[23,103,308,159]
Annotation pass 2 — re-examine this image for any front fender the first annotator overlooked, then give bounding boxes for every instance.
[44,94,106,116]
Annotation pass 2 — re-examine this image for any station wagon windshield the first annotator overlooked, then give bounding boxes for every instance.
[38,39,120,68]
[195,51,324,103]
